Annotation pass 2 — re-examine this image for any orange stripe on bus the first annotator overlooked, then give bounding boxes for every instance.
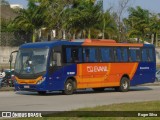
[76,63,139,89]
[130,63,138,80]
[15,76,42,84]
[82,43,143,47]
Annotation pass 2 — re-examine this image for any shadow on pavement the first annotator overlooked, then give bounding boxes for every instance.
[15,86,153,96]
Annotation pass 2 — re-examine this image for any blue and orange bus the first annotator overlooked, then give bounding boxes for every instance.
[12,39,156,95]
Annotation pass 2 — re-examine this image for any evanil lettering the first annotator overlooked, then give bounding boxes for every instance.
[87,66,108,72]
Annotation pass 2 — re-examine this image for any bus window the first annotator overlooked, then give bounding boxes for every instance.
[142,48,154,62]
[65,47,82,63]
[142,48,148,62]
[50,49,62,67]
[53,52,61,66]
[66,48,71,63]
[100,47,113,62]
[83,47,98,62]
[121,48,128,62]
[129,48,141,62]
[114,48,122,62]
[148,48,154,61]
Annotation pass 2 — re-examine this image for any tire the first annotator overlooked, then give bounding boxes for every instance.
[155,78,158,82]
[63,79,75,95]
[115,77,130,92]
[38,91,46,95]
[93,88,105,92]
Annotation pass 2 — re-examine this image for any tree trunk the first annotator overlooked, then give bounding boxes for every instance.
[32,29,37,43]
[137,37,140,43]
[156,33,158,47]
[88,28,91,39]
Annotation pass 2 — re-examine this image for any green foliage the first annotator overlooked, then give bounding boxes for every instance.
[123,6,153,42]
[63,0,103,39]
[7,0,159,44]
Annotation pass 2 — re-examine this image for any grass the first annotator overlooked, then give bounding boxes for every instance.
[5,101,160,120]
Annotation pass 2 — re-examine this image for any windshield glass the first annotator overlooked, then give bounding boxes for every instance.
[15,48,49,75]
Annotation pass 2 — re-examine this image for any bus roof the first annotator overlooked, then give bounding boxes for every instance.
[20,39,154,49]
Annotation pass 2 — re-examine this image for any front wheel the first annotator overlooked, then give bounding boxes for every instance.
[115,77,130,92]
[63,79,75,95]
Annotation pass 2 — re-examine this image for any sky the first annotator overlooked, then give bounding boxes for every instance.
[7,0,160,17]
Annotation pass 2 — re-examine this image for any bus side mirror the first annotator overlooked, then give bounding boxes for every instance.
[9,54,13,63]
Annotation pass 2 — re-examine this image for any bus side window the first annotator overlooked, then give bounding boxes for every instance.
[136,50,141,61]
[115,48,122,62]
[148,48,154,62]
[53,52,61,66]
[65,47,82,63]
[129,49,134,61]
[66,48,71,63]
[129,48,140,62]
[121,48,128,62]
[100,47,113,62]
[142,49,148,62]
[71,49,78,62]
[83,48,90,62]
[50,48,62,67]
[83,48,98,62]
[142,48,154,62]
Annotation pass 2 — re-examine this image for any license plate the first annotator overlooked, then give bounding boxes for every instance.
[24,85,30,88]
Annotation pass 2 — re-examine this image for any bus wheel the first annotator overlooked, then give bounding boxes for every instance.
[93,88,105,92]
[115,77,130,92]
[63,79,74,95]
[38,91,46,95]
[155,78,158,82]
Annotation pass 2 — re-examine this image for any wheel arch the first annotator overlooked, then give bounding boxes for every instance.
[121,74,130,80]
[65,76,77,89]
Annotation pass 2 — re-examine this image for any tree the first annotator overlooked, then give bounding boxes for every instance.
[95,11,117,39]
[11,0,45,42]
[63,0,102,39]
[123,6,150,43]
[149,13,160,46]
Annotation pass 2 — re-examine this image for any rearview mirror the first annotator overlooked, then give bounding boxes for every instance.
[9,54,13,63]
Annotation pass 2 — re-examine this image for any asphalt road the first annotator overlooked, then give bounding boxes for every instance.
[0,86,160,111]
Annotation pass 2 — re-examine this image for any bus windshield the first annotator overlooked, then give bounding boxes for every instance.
[14,48,49,76]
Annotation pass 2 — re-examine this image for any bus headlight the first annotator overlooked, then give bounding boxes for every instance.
[37,77,46,85]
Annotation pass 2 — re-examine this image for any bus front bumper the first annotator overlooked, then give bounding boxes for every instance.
[14,83,46,92]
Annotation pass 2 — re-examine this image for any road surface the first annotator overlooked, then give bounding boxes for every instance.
[0,86,160,111]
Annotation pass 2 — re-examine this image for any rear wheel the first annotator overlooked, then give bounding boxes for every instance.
[38,91,46,95]
[63,79,75,95]
[115,77,130,92]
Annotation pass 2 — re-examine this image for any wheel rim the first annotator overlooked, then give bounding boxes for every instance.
[66,82,73,91]
[122,80,128,89]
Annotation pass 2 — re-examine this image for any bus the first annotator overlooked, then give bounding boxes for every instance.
[12,39,156,95]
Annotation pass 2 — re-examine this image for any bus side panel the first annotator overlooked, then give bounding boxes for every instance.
[76,63,138,89]
[47,64,77,91]
[130,62,155,86]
